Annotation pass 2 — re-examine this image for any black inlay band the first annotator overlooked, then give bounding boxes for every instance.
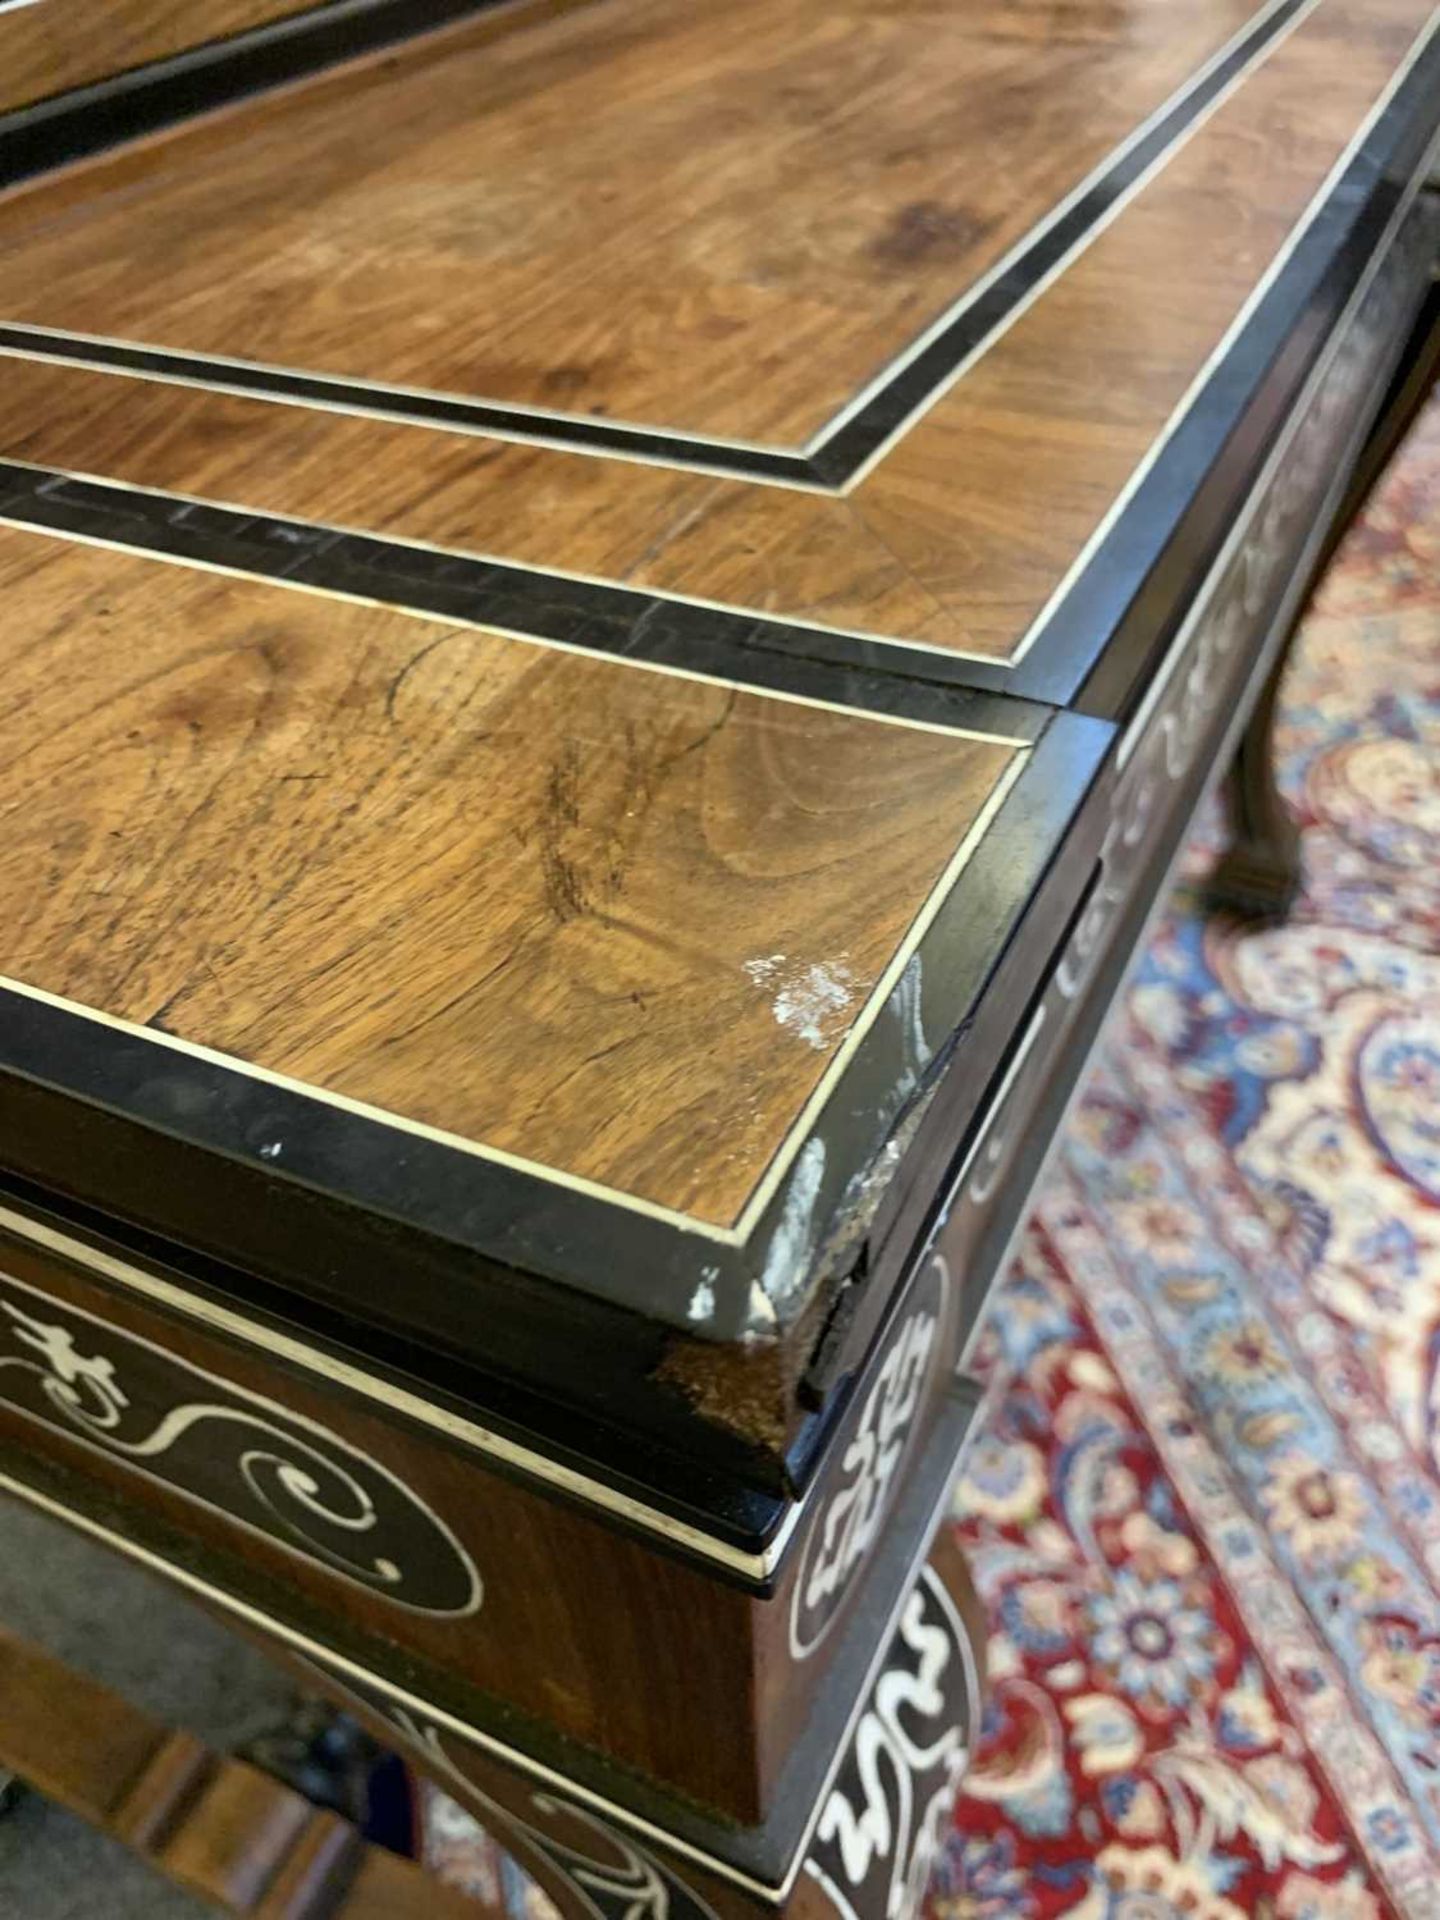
[807,0,1315,485]
[0,460,1034,735]
[0,0,1312,487]
[0,331,819,485]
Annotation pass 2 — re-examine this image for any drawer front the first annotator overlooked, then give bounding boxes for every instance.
[0,1212,782,1817]
[0,1193,986,1824]
[0,0,310,114]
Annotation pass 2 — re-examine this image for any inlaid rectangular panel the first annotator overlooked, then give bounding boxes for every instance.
[0,0,1434,701]
[0,523,1023,1231]
[0,0,1277,448]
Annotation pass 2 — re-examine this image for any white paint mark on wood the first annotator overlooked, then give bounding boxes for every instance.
[747,1282,778,1332]
[890,956,930,1093]
[757,1137,827,1320]
[744,954,856,1052]
[687,1267,719,1323]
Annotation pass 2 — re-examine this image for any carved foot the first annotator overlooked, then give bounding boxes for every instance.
[1204,817,1303,921]
[1207,606,1304,922]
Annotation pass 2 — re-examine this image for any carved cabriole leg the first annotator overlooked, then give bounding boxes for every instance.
[1206,623,1305,919]
[1209,270,1440,919]
[238,1521,986,1920]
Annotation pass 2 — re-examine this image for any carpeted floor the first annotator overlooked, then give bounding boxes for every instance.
[0,391,1434,1917]
[930,396,1440,1917]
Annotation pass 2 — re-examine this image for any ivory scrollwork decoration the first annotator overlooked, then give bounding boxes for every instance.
[0,1269,480,1616]
[790,1259,946,1659]
[805,1567,978,1920]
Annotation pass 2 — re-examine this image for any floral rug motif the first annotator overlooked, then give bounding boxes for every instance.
[420,400,1440,1918]
[940,394,1440,1920]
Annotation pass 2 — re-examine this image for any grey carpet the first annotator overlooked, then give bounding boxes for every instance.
[0,1490,300,1918]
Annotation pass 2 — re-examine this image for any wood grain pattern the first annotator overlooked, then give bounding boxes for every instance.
[0,0,311,114]
[0,0,1428,663]
[0,525,1017,1224]
[0,0,1265,445]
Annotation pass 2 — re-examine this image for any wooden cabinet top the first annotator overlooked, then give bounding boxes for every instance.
[0,0,1435,1487]
[0,522,1026,1238]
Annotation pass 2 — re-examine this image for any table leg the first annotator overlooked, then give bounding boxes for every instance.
[1209,275,1440,919]
[1207,628,1304,919]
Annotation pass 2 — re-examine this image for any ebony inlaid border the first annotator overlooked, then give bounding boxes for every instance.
[0,459,1029,731]
[806,0,1321,486]
[0,0,1317,486]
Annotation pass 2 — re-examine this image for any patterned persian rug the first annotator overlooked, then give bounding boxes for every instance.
[939,395,1440,1920]
[421,395,1440,1920]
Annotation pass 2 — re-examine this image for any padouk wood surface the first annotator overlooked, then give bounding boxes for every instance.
[0,526,1018,1224]
[0,0,1429,664]
[0,0,310,115]
[0,0,1265,444]
[0,1619,493,1916]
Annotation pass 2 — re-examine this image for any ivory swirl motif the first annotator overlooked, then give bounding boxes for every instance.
[0,1267,480,1615]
